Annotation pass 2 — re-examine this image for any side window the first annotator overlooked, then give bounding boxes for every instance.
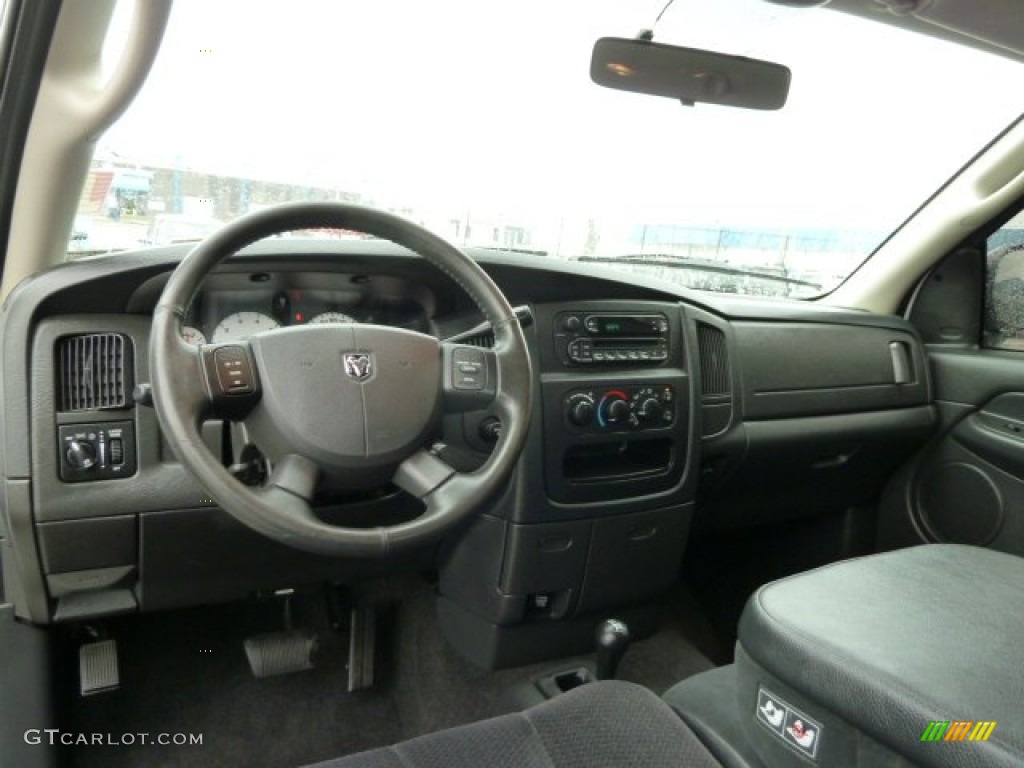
[984,209,1024,350]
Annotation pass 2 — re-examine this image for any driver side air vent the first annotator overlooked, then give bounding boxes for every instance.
[58,333,133,412]
[696,323,730,399]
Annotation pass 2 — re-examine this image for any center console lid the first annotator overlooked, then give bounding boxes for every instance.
[736,544,1024,767]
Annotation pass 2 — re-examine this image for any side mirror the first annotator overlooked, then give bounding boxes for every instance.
[591,37,791,110]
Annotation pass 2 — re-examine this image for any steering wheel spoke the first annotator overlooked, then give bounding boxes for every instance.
[266,452,320,501]
[441,342,498,414]
[393,448,457,500]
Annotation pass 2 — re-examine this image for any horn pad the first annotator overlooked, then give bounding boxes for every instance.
[245,325,441,480]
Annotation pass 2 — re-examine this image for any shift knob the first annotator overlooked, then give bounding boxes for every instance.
[595,619,631,680]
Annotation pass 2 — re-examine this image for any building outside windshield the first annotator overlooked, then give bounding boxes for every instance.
[69,0,1023,298]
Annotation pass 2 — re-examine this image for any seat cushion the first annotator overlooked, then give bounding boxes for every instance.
[308,680,721,768]
[738,544,1024,767]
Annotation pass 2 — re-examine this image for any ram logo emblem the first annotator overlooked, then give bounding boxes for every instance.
[342,352,373,382]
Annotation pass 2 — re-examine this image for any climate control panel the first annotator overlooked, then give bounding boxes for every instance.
[563,385,675,432]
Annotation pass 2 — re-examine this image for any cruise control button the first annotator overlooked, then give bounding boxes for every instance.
[214,346,254,394]
[452,347,487,390]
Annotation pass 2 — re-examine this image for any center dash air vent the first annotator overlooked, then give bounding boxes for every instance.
[696,323,730,399]
[58,333,133,412]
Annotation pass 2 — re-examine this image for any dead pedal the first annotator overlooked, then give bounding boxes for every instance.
[244,630,318,678]
[80,638,119,696]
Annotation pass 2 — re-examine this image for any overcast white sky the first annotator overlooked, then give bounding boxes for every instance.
[102,0,1022,232]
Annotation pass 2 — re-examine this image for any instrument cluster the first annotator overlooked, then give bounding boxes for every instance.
[183,283,428,346]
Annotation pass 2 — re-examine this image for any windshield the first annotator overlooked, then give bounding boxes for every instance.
[70,0,1023,297]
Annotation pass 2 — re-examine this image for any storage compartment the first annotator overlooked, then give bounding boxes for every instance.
[37,516,136,573]
[578,505,691,613]
[562,438,673,482]
[733,321,930,419]
[500,520,591,599]
[699,407,935,529]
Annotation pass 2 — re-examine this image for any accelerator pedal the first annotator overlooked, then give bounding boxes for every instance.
[347,606,376,692]
[79,638,119,696]
[244,630,318,678]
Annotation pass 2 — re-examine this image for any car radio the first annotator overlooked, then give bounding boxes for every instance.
[555,311,670,365]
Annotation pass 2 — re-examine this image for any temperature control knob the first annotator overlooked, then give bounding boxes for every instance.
[605,398,631,425]
[65,439,97,470]
[635,397,663,424]
[568,395,596,427]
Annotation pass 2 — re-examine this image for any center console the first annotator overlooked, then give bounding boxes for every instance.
[437,300,699,669]
[665,545,1024,768]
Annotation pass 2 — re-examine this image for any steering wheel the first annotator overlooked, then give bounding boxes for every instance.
[149,202,532,557]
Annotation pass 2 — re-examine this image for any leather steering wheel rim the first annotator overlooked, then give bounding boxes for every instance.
[149,202,532,557]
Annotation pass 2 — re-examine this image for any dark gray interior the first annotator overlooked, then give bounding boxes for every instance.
[1,214,1023,766]
[0,234,978,767]
[3,0,1024,765]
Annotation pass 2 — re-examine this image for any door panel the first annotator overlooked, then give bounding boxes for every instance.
[872,358,1024,557]
[877,350,1024,555]
[879,213,1024,556]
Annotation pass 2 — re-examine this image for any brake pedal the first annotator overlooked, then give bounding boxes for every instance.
[244,630,318,678]
[80,638,119,696]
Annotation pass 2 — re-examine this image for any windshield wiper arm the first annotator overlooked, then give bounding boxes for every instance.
[475,246,549,257]
[577,254,822,290]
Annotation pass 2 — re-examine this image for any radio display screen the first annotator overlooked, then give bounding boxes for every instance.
[586,315,665,336]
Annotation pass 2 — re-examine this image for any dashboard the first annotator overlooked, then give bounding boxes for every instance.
[0,239,936,670]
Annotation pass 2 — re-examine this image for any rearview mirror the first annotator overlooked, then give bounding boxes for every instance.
[591,37,791,111]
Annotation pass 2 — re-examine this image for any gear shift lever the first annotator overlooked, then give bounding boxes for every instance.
[595,619,631,680]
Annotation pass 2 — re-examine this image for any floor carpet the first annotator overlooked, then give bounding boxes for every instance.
[63,586,719,767]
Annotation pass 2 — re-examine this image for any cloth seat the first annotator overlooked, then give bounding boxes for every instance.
[308,680,721,768]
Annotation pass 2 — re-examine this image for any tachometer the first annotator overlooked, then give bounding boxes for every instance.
[181,326,207,346]
[211,312,280,342]
[308,312,357,324]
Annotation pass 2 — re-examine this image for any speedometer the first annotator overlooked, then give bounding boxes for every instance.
[211,312,280,342]
[308,312,356,324]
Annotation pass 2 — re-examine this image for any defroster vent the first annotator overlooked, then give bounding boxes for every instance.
[58,333,132,411]
[696,323,730,399]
